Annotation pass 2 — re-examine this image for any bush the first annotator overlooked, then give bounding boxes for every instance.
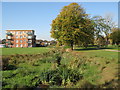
[2,56,10,70]
[40,65,82,86]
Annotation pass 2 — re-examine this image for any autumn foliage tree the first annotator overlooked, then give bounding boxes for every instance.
[50,3,94,50]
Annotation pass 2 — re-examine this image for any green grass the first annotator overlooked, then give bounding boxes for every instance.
[1,45,119,55]
[107,45,119,50]
[1,47,50,55]
[74,45,119,51]
[78,50,118,60]
[74,45,118,60]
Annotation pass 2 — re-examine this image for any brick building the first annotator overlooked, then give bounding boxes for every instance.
[6,30,36,47]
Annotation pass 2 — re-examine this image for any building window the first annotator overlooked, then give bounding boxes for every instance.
[24,44,26,46]
[24,35,26,37]
[16,44,18,47]
[20,36,23,38]
[20,44,23,47]
[16,40,18,43]
[28,36,32,39]
[7,36,11,39]
[20,40,22,43]
[15,32,18,35]
[16,36,18,38]
[28,44,32,47]
[20,32,22,34]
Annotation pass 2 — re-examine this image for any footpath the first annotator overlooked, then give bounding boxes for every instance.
[104,49,120,52]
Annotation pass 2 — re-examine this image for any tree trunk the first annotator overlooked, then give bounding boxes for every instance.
[105,35,109,46]
[70,41,74,50]
[106,38,109,46]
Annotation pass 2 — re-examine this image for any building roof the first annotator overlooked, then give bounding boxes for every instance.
[6,30,34,31]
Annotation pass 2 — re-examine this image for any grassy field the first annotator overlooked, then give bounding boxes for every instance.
[74,49,118,59]
[74,45,119,50]
[107,45,119,50]
[1,45,119,55]
[1,47,50,55]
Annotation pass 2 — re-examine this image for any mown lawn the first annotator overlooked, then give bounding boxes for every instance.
[1,47,50,55]
[74,45,119,51]
[74,49,118,60]
[74,45,119,60]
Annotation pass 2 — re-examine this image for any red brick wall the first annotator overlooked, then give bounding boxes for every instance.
[6,30,35,47]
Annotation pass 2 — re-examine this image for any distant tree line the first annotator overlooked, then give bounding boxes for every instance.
[36,40,57,47]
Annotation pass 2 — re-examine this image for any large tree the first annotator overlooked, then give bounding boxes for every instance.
[103,14,117,45]
[50,3,94,50]
[92,15,117,46]
[92,16,107,47]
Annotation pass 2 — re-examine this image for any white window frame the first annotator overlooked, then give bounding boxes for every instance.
[15,32,18,35]
[16,40,18,43]
[16,36,18,38]
[24,44,26,46]
[20,36,23,38]
[20,40,22,43]
[20,32,22,34]
[20,44,23,47]
[16,44,18,47]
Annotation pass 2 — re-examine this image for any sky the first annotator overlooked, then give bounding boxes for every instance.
[2,2,118,40]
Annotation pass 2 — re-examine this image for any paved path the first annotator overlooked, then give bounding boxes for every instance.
[104,49,120,52]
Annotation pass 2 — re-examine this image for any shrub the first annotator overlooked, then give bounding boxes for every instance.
[2,56,10,70]
[39,65,82,86]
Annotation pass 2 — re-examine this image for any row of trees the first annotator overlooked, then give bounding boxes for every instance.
[36,39,57,47]
[50,3,118,50]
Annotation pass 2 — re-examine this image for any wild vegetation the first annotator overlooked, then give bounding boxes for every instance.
[2,47,119,89]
